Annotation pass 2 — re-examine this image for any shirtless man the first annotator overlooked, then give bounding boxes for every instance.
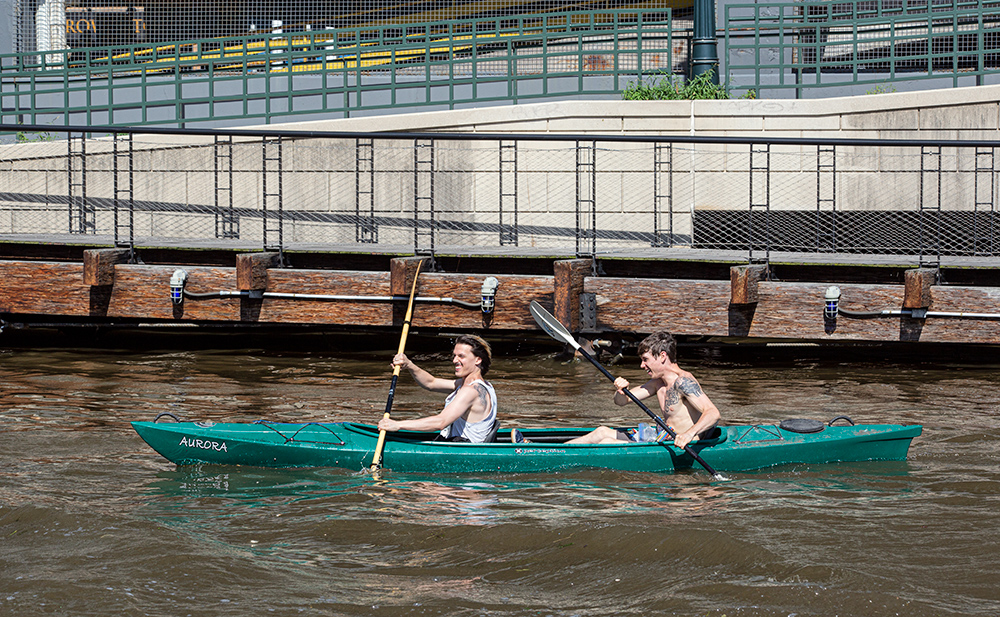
[564,331,720,449]
[377,334,498,443]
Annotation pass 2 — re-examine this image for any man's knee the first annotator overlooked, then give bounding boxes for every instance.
[595,426,617,439]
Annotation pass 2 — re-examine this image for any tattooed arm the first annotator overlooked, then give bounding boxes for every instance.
[671,375,722,449]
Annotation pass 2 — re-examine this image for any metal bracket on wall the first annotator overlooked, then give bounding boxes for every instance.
[590,255,604,277]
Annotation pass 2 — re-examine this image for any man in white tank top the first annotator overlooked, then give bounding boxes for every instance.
[377,335,498,443]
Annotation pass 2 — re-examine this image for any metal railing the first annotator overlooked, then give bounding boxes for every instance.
[2,124,1000,269]
[725,0,1000,97]
[6,1,1000,130]
[1,9,676,128]
[8,1,1000,128]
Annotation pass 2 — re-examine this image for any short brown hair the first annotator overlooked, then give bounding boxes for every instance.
[455,334,492,375]
[637,331,677,363]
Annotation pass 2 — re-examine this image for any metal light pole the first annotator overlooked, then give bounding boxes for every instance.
[692,0,720,83]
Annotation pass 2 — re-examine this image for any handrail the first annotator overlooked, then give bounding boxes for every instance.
[6,123,1000,149]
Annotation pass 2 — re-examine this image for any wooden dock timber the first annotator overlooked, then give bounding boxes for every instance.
[3,239,1000,346]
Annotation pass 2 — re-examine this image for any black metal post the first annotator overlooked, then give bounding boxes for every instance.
[692,0,720,83]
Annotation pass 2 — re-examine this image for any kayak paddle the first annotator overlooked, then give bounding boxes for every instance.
[528,300,724,480]
[370,260,422,471]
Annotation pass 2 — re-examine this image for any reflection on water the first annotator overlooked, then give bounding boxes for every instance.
[2,345,1000,616]
[141,466,738,529]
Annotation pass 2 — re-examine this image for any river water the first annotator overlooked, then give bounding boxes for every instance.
[1,339,999,616]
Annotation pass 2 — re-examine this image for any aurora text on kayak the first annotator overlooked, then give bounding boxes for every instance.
[179,436,228,452]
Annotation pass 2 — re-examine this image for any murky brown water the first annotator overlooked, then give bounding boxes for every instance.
[2,340,999,616]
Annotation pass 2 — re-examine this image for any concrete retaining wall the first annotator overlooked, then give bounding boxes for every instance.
[271,84,1000,139]
[2,87,1000,254]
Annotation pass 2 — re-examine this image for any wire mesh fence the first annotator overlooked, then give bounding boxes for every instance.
[15,0,684,54]
[1,126,999,266]
[724,0,1000,96]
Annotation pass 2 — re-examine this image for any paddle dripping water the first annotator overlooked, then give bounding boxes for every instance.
[1,346,999,616]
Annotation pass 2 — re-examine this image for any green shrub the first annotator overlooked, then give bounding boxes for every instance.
[623,69,755,100]
[14,120,57,143]
[866,83,897,95]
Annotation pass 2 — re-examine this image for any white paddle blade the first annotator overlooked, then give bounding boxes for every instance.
[529,301,580,350]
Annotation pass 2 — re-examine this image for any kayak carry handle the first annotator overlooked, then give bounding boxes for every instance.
[153,412,182,423]
[828,415,855,426]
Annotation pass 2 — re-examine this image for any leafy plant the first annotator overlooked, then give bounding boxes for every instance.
[623,69,756,101]
[15,131,57,143]
[14,120,57,143]
[866,83,897,95]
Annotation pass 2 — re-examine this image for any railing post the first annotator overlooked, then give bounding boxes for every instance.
[356,137,377,243]
[748,143,770,266]
[499,140,518,246]
[215,135,238,239]
[413,139,435,259]
[575,140,596,257]
[816,145,836,252]
[919,146,942,271]
[974,147,996,256]
[653,142,673,247]
[261,136,285,266]
[112,132,135,260]
[67,131,93,234]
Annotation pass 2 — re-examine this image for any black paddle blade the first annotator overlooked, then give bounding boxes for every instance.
[529,301,579,349]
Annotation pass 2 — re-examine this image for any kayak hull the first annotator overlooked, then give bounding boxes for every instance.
[131,420,922,474]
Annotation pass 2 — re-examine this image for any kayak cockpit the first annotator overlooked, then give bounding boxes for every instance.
[340,423,728,447]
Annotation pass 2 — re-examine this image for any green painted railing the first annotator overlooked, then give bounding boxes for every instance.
[9,1,1000,127]
[1,10,673,128]
[724,0,1000,96]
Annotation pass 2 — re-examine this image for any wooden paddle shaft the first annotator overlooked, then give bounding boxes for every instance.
[371,261,422,470]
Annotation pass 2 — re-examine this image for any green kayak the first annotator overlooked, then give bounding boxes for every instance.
[131,417,922,474]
